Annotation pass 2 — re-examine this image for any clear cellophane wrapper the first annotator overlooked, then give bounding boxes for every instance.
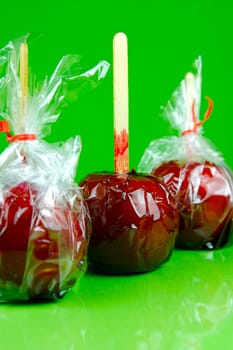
[138,57,233,250]
[0,38,109,301]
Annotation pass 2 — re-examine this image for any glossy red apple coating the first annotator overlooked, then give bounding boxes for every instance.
[0,181,89,301]
[152,161,233,249]
[81,170,179,274]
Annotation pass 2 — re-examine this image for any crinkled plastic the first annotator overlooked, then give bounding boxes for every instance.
[0,38,109,301]
[138,57,233,250]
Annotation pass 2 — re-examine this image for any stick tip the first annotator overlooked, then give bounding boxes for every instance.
[113,32,128,45]
[20,42,28,53]
[185,72,195,86]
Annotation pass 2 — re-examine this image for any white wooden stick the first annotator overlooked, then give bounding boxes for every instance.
[113,32,129,173]
[19,42,28,131]
[185,72,196,131]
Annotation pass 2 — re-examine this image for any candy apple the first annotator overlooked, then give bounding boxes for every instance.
[152,161,233,249]
[81,33,178,274]
[81,170,179,274]
[0,181,89,301]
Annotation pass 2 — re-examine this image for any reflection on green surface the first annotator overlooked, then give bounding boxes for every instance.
[1,247,233,350]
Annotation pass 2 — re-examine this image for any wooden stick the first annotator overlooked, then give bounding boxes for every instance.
[113,32,129,173]
[185,72,195,131]
[19,42,28,130]
[184,72,196,160]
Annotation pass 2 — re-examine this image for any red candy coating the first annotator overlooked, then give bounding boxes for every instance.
[81,170,179,274]
[152,161,233,249]
[0,181,89,301]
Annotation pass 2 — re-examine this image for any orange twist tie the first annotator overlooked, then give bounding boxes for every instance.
[181,96,214,136]
[0,120,36,142]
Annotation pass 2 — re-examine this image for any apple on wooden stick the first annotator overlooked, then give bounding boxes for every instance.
[81,33,179,274]
[0,41,92,301]
[151,72,233,250]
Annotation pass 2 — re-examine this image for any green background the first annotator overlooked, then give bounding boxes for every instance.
[0,1,233,349]
[0,0,232,182]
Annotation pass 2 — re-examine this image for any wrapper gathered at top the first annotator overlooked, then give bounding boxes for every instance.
[0,38,109,301]
[138,57,233,250]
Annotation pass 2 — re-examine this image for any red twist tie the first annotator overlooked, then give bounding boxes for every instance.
[0,120,36,142]
[181,96,214,136]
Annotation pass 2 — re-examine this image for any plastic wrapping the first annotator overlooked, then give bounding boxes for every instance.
[81,171,179,274]
[138,57,233,250]
[0,38,109,301]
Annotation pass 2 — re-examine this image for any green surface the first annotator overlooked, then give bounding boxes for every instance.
[0,1,233,349]
[1,247,233,350]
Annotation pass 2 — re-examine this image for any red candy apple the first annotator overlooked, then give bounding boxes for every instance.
[139,66,233,250]
[152,161,233,249]
[0,181,89,300]
[81,170,178,274]
[0,39,109,301]
[80,33,179,274]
